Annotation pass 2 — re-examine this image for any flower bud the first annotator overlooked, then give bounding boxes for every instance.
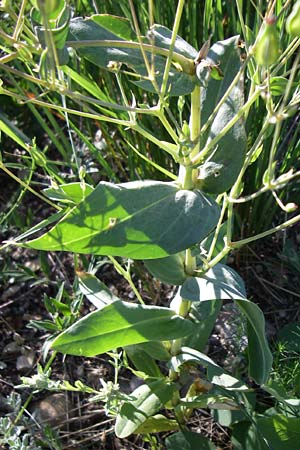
[255,16,280,67]
[286,1,300,38]
[285,202,298,213]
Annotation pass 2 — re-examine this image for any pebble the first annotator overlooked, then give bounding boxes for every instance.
[31,393,73,427]
[16,351,35,371]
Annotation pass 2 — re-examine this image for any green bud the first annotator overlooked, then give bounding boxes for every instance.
[285,202,298,212]
[79,165,86,180]
[255,16,280,67]
[286,1,300,38]
[181,121,190,139]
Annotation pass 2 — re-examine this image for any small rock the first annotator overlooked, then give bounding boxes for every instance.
[0,361,7,370]
[31,393,73,427]
[3,341,21,355]
[16,351,35,371]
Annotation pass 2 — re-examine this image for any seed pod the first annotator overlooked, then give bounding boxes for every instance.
[255,16,280,67]
[286,1,300,38]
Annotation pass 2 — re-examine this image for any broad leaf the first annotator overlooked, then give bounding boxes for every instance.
[67,16,196,96]
[25,181,220,259]
[115,380,176,438]
[166,431,217,450]
[235,299,272,385]
[180,264,246,302]
[257,415,300,450]
[125,345,163,378]
[52,301,195,356]
[77,272,119,309]
[148,25,198,59]
[169,346,248,391]
[197,36,247,194]
[184,298,222,351]
[129,341,171,361]
[144,252,187,285]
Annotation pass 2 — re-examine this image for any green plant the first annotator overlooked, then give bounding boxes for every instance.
[0,392,62,450]
[1,0,300,448]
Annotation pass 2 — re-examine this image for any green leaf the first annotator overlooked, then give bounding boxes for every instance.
[169,346,248,391]
[196,36,247,194]
[125,345,163,378]
[67,16,196,96]
[144,252,187,285]
[214,406,251,427]
[115,380,176,438]
[184,298,222,351]
[148,25,198,59]
[91,14,134,41]
[24,181,220,259]
[180,264,246,302]
[43,182,94,204]
[135,414,179,434]
[232,422,270,450]
[132,341,171,361]
[67,16,142,67]
[166,431,217,450]
[235,299,272,385]
[51,301,195,356]
[77,272,119,309]
[257,415,300,450]
[179,394,239,410]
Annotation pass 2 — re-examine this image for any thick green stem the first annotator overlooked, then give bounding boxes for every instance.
[189,85,201,159]
[170,86,200,363]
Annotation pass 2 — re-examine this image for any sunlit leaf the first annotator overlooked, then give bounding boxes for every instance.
[180,264,246,301]
[257,415,300,450]
[115,380,176,438]
[25,181,220,259]
[52,301,195,356]
[77,272,119,309]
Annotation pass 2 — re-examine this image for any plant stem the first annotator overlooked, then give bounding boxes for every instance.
[192,88,261,166]
[230,212,300,248]
[108,256,145,305]
[189,85,201,159]
[160,0,185,98]
[207,194,228,261]
[170,85,200,361]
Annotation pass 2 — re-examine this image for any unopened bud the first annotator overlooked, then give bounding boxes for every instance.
[285,202,297,212]
[255,16,280,67]
[286,1,300,38]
